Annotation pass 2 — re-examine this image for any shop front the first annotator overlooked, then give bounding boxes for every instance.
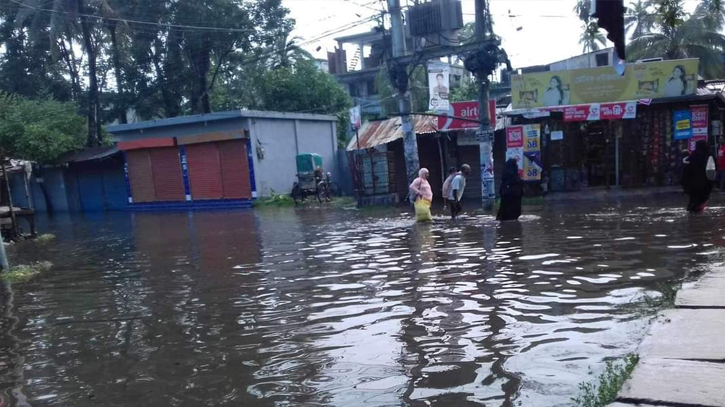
[506,58,725,194]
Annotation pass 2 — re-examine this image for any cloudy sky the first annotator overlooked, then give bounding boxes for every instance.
[283,0,702,69]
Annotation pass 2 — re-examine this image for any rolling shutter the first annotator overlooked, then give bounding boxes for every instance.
[218,140,251,199]
[186,143,223,199]
[149,147,185,201]
[126,150,155,203]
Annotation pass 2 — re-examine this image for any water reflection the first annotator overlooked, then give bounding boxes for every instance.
[0,197,723,406]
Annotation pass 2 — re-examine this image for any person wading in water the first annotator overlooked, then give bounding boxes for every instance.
[683,140,714,213]
[497,158,524,221]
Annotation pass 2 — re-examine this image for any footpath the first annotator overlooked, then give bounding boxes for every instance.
[607,266,725,407]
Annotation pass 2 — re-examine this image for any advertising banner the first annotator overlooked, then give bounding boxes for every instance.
[539,101,637,122]
[349,106,361,131]
[506,126,524,148]
[507,124,541,181]
[437,100,496,131]
[689,136,707,152]
[674,110,693,140]
[512,58,699,109]
[428,62,450,111]
[691,105,708,136]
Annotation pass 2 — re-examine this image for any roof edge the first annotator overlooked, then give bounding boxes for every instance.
[107,109,337,134]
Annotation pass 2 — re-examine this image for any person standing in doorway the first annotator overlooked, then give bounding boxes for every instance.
[717,136,725,190]
[441,167,457,210]
[497,158,524,221]
[449,164,471,219]
[683,140,714,213]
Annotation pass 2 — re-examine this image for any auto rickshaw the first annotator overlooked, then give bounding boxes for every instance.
[291,153,338,204]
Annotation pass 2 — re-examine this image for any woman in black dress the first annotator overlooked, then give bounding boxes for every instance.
[683,140,713,213]
[497,158,524,221]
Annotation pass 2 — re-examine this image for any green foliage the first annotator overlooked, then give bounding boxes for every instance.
[580,21,607,53]
[627,0,725,78]
[253,194,295,207]
[375,65,429,116]
[0,93,85,163]
[642,281,680,310]
[2,261,52,283]
[572,354,640,407]
[450,77,478,102]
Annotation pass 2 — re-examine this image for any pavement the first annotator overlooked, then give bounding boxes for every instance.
[607,267,725,407]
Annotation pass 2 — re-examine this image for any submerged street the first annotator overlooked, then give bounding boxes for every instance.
[0,196,723,406]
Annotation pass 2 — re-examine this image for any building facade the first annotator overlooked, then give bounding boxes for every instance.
[108,110,339,209]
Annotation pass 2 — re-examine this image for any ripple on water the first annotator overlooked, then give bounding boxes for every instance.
[4,198,720,407]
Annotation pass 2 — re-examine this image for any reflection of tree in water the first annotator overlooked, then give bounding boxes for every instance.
[400,221,521,406]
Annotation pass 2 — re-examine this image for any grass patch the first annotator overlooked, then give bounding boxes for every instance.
[642,282,680,311]
[572,354,640,407]
[36,233,56,242]
[2,261,52,283]
[253,194,295,208]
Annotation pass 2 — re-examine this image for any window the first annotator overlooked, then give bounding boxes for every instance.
[595,53,609,67]
[349,83,360,97]
[367,80,377,96]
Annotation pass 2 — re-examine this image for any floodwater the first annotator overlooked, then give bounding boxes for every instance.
[0,196,724,407]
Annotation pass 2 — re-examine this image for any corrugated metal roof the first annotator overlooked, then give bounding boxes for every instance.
[60,146,120,164]
[346,115,437,151]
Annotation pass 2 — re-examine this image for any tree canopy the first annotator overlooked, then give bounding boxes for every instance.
[0,93,86,163]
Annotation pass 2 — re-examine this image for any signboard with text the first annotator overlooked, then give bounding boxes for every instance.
[437,100,496,131]
[674,110,693,140]
[512,58,699,109]
[507,124,542,180]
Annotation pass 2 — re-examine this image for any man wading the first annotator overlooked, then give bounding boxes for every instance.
[449,164,470,220]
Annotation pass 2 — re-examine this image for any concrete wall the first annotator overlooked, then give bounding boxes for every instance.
[549,49,614,72]
[249,118,339,197]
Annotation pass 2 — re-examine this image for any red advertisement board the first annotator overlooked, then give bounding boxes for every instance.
[506,126,524,148]
[437,100,496,131]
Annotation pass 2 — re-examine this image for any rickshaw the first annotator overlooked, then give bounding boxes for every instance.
[291,153,338,204]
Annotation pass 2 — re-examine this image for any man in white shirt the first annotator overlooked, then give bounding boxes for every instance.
[448,164,471,219]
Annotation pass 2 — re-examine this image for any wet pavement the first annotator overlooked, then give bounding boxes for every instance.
[0,195,724,407]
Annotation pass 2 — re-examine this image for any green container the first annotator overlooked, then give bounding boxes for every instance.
[296,153,323,174]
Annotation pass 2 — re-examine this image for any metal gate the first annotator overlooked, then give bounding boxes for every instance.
[355,151,396,196]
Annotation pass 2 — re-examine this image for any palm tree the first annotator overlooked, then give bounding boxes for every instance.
[695,0,725,30]
[580,21,607,53]
[274,34,312,69]
[628,0,725,78]
[625,0,655,38]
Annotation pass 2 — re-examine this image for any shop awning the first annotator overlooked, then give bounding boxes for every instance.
[347,115,437,151]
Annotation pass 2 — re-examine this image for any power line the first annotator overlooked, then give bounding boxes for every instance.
[9,0,257,34]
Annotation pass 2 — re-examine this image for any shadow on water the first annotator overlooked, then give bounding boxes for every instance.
[0,195,723,406]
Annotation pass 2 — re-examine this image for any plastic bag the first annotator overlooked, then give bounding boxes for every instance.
[707,156,717,181]
[414,198,432,222]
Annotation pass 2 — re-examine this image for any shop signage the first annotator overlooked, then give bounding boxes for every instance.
[512,58,699,109]
[691,105,708,136]
[506,124,542,181]
[673,110,693,140]
[437,100,496,131]
[540,101,637,122]
[550,130,564,141]
[689,136,707,152]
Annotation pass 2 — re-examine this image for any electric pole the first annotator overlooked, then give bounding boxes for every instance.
[474,0,495,209]
[387,0,420,191]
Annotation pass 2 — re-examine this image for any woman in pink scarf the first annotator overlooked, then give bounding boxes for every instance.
[410,168,433,221]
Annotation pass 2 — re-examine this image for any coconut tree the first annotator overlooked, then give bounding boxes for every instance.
[273,33,312,69]
[628,0,725,78]
[695,0,725,30]
[580,20,607,53]
[625,0,656,38]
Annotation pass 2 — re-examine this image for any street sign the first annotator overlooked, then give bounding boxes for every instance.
[475,129,494,143]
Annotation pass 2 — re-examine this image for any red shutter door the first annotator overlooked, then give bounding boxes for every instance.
[186,143,223,200]
[218,140,252,199]
[126,150,155,203]
[149,147,185,201]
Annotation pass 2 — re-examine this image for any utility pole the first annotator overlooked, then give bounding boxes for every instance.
[474,0,495,209]
[387,0,420,192]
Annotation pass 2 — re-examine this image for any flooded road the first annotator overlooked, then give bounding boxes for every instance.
[1,196,724,407]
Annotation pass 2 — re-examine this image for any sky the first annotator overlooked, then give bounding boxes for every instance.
[283,0,703,70]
